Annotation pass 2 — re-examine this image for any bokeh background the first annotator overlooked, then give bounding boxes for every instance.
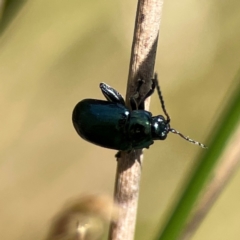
[1,0,240,239]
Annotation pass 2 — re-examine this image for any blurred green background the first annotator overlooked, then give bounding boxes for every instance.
[1,0,240,240]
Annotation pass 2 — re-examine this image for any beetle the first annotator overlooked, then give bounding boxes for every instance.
[72,73,206,151]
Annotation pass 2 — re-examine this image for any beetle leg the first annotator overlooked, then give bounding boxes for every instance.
[130,96,139,110]
[130,78,156,110]
[130,79,144,110]
[115,151,121,159]
[100,82,126,105]
[144,78,156,99]
[138,78,156,106]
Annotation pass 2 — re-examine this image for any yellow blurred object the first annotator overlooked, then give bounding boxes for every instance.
[45,194,118,240]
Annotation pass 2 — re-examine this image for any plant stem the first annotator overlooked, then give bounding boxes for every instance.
[108,1,164,240]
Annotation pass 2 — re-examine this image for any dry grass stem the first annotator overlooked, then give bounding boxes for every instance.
[108,1,164,240]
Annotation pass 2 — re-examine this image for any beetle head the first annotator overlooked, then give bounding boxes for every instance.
[151,115,170,140]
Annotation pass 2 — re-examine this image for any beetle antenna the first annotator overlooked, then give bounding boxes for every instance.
[169,128,207,148]
[154,73,171,123]
[154,73,207,148]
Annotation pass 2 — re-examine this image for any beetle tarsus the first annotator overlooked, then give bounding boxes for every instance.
[100,82,125,105]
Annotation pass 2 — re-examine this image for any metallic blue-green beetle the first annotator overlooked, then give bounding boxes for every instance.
[72,74,206,151]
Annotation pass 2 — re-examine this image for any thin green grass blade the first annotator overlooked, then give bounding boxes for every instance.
[156,73,240,240]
